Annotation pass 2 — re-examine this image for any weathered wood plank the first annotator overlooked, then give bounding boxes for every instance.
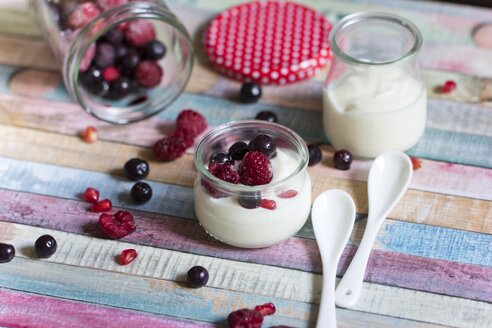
[0,225,490,328]
[0,288,213,328]
[1,191,491,304]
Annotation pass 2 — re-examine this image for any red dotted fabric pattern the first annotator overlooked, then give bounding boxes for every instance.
[203,1,333,85]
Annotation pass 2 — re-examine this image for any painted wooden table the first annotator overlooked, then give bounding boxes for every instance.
[0,0,491,327]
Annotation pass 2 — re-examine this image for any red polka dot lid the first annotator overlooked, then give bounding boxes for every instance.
[203,1,333,85]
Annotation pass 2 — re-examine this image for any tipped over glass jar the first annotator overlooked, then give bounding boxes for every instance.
[194,121,312,249]
[323,12,426,158]
[32,0,193,124]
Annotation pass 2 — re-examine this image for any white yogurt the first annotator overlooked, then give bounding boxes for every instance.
[323,68,426,158]
[194,148,311,248]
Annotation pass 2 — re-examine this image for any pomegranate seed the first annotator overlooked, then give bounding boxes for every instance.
[82,126,98,143]
[102,66,120,82]
[410,157,423,170]
[91,199,112,212]
[254,302,276,316]
[260,199,276,210]
[119,248,137,265]
[441,80,457,94]
[83,187,100,203]
[277,189,298,199]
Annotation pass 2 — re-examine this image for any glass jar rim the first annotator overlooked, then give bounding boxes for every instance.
[195,120,309,195]
[329,12,423,66]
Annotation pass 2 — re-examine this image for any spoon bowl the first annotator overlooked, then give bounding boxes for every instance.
[312,189,356,328]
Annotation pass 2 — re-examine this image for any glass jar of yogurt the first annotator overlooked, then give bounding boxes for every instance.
[194,121,312,248]
[31,0,193,124]
[323,12,426,158]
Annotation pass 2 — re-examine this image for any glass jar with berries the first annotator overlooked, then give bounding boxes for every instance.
[194,120,312,248]
[31,0,193,124]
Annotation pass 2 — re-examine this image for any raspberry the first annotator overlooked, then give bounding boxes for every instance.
[135,60,163,88]
[153,136,188,161]
[227,309,263,328]
[208,162,240,184]
[254,303,276,316]
[119,248,137,265]
[82,126,98,143]
[79,43,96,72]
[67,3,101,29]
[102,66,120,82]
[83,187,100,203]
[96,0,128,10]
[99,210,136,239]
[176,110,207,138]
[125,20,156,47]
[91,199,112,212]
[260,199,276,210]
[169,129,194,148]
[277,189,298,199]
[239,151,273,186]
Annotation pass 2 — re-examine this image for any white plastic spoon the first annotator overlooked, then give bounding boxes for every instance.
[335,151,413,308]
[312,189,356,328]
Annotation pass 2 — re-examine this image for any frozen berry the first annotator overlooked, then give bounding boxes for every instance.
[97,0,128,11]
[228,308,263,328]
[94,43,116,69]
[35,235,57,258]
[176,110,207,138]
[135,60,163,88]
[0,243,15,263]
[82,126,98,143]
[92,199,112,212]
[105,76,131,100]
[101,28,124,45]
[441,80,457,94]
[248,134,276,158]
[254,303,276,316]
[240,82,262,103]
[153,136,188,161]
[99,210,136,239]
[228,141,249,160]
[67,3,100,29]
[119,248,137,265]
[119,49,140,76]
[124,158,149,180]
[125,20,156,47]
[260,199,276,210]
[102,66,120,82]
[208,162,240,184]
[239,151,273,186]
[333,149,352,170]
[187,266,209,288]
[79,43,96,72]
[114,44,129,60]
[255,111,278,123]
[238,192,262,209]
[307,144,322,166]
[277,189,298,199]
[144,40,167,60]
[411,157,422,170]
[130,182,153,204]
[83,187,100,203]
[80,67,102,86]
[169,129,194,148]
[210,152,233,165]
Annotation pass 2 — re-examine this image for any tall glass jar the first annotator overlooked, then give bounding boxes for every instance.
[32,0,193,124]
[323,12,426,158]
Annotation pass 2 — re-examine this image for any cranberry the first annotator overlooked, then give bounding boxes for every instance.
[333,149,352,170]
[153,136,189,161]
[82,126,98,143]
[176,109,208,138]
[135,60,163,88]
[35,235,57,258]
[125,20,156,47]
[0,243,15,263]
[210,152,233,165]
[260,199,276,210]
[411,157,422,170]
[187,266,209,288]
[91,199,112,212]
[248,134,276,158]
[238,192,261,209]
[130,182,153,204]
[228,308,263,328]
[124,158,149,180]
[255,111,278,123]
[307,144,322,166]
[239,151,273,186]
[277,189,298,199]
[144,40,167,60]
[94,43,116,69]
[99,211,136,239]
[240,82,262,103]
[254,302,276,316]
[441,80,457,94]
[102,66,120,82]
[83,187,100,203]
[119,248,137,265]
[101,28,125,45]
[228,141,249,160]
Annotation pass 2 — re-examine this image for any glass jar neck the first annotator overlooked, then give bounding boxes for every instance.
[329,12,422,67]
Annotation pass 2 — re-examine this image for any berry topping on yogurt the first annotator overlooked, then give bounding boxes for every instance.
[239,151,273,186]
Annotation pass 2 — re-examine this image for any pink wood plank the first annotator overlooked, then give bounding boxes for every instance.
[0,288,212,328]
[1,189,491,303]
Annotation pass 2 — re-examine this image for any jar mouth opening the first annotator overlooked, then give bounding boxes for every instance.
[195,120,309,196]
[329,12,422,66]
[64,2,194,124]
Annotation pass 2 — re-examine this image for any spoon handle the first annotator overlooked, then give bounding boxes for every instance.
[335,221,379,308]
[317,263,337,328]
